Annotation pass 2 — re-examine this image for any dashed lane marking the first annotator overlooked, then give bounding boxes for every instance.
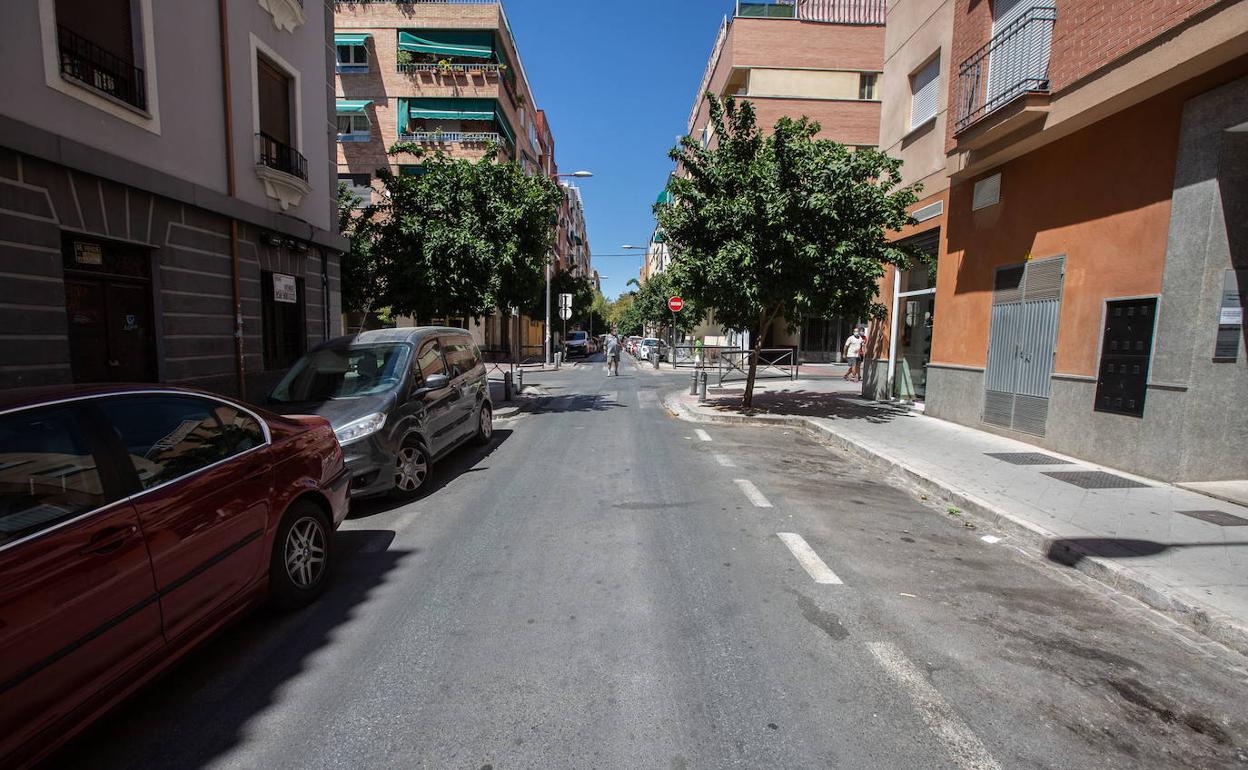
[776,532,842,585]
[695,429,712,442]
[734,479,774,508]
[867,641,1002,770]
[714,453,736,467]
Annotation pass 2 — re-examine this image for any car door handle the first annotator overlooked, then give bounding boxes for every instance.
[81,525,137,555]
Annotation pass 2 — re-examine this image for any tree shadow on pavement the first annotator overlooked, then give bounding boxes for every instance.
[526,393,629,415]
[703,389,913,424]
[49,528,408,769]
[1047,537,1248,567]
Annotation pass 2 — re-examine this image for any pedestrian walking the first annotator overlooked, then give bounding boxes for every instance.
[843,327,866,383]
[604,329,621,376]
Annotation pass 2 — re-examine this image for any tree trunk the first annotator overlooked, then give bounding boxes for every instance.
[743,307,778,411]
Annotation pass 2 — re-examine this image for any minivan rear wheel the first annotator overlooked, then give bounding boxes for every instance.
[473,403,493,446]
[391,438,430,499]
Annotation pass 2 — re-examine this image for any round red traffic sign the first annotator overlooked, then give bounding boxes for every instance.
[668,296,684,313]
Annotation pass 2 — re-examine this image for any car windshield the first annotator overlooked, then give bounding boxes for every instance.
[643,338,660,346]
[568,332,588,341]
[269,343,412,403]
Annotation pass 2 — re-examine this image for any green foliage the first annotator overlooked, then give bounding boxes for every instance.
[336,182,381,317]
[629,271,704,336]
[656,94,921,405]
[343,147,562,322]
[528,270,608,331]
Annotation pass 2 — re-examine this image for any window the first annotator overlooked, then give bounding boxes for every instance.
[858,72,879,100]
[1094,299,1158,418]
[441,338,480,378]
[0,406,111,546]
[338,173,372,205]
[99,396,265,489]
[336,114,371,142]
[261,271,306,371]
[415,339,447,384]
[54,0,147,111]
[257,56,293,146]
[910,55,940,129]
[270,344,411,402]
[399,165,428,177]
[335,44,368,72]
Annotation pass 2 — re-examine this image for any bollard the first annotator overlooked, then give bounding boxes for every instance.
[698,370,709,403]
[516,368,524,391]
[690,369,699,395]
[503,371,513,401]
[651,351,659,369]
[554,352,562,369]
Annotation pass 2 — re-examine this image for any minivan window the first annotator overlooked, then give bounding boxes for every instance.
[442,337,480,378]
[99,396,265,489]
[567,331,587,341]
[0,406,109,547]
[415,339,447,383]
[271,343,412,403]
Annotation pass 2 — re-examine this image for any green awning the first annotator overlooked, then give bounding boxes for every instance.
[334,32,372,46]
[493,106,516,148]
[656,189,672,205]
[653,230,667,244]
[408,98,495,121]
[398,30,494,59]
[335,99,372,114]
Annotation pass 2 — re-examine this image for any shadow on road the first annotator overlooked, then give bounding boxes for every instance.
[48,529,408,769]
[1046,537,1248,567]
[704,389,912,424]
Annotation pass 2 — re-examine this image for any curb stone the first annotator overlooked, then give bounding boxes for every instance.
[662,390,1248,659]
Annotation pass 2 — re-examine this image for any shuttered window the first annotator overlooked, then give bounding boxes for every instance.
[910,55,940,130]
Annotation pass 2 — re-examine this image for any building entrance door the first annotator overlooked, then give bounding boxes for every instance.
[982,256,1064,435]
[62,236,156,384]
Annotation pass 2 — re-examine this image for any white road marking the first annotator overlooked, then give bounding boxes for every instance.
[714,453,736,467]
[867,642,1002,770]
[980,535,1002,544]
[734,479,773,508]
[694,428,712,442]
[776,532,842,584]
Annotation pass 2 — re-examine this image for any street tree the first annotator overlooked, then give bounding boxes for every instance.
[629,271,703,338]
[344,145,562,323]
[336,183,384,327]
[657,95,921,408]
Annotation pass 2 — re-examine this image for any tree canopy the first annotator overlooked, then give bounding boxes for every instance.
[656,95,921,407]
[342,145,562,323]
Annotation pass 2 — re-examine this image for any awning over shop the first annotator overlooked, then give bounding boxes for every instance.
[334,32,372,46]
[397,30,494,59]
[335,99,373,114]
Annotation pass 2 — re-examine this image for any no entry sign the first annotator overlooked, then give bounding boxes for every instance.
[668,296,684,313]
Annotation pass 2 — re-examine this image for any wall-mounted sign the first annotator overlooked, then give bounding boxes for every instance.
[74,242,103,266]
[273,273,298,304]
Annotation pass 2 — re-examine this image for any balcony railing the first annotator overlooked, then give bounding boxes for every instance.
[955,5,1056,133]
[736,0,886,25]
[399,131,502,144]
[57,25,147,111]
[336,1,494,5]
[397,62,504,75]
[257,133,308,181]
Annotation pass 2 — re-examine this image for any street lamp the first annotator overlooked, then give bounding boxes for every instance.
[545,170,594,365]
[555,171,594,178]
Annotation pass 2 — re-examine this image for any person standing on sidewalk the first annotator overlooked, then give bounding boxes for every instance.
[843,328,866,382]
[604,329,621,376]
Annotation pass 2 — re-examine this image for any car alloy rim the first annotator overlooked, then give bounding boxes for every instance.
[285,516,326,589]
[480,408,492,440]
[395,445,428,492]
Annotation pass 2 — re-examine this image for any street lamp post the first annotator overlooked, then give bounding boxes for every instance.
[545,171,594,366]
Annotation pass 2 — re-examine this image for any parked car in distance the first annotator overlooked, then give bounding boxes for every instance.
[0,384,349,768]
[268,327,493,499]
[627,336,643,356]
[564,330,591,358]
[638,338,668,361]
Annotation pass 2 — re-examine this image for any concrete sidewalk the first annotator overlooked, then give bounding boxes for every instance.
[665,378,1248,657]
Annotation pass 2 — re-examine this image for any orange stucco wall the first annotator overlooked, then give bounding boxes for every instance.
[934,70,1229,376]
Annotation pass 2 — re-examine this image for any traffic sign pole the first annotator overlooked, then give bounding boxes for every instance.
[668,297,684,369]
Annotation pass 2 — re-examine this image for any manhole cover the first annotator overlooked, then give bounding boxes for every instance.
[1041,471,1149,489]
[1178,509,1248,527]
[985,452,1073,465]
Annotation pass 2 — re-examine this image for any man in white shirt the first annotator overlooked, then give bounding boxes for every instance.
[843,328,866,383]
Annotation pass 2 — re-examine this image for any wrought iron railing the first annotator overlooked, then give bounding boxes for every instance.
[955,5,1056,132]
[256,133,308,181]
[736,0,886,24]
[57,25,147,110]
[397,62,504,75]
[399,131,502,144]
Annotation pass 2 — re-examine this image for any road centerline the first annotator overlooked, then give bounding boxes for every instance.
[734,478,773,508]
[776,532,843,584]
[694,428,712,442]
[713,453,735,467]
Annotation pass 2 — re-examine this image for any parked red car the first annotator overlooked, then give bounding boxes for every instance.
[0,385,350,767]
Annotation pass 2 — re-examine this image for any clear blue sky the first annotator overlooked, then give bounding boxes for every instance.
[503,0,732,300]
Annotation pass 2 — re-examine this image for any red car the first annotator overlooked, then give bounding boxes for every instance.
[0,385,350,767]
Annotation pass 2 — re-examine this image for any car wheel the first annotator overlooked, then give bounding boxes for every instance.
[269,501,332,611]
[473,403,493,446]
[391,438,431,499]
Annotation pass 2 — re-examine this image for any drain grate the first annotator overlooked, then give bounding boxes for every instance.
[985,452,1073,466]
[1178,509,1248,527]
[1041,471,1149,489]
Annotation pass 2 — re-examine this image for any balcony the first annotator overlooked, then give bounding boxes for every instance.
[397,62,504,76]
[57,25,147,111]
[955,5,1056,134]
[255,133,311,211]
[736,0,886,25]
[399,131,502,145]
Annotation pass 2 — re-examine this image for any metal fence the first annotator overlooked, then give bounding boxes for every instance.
[670,344,738,369]
[955,5,1056,132]
[716,348,799,385]
[399,131,502,144]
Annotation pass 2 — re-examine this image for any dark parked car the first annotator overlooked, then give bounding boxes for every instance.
[268,327,493,499]
[0,384,350,767]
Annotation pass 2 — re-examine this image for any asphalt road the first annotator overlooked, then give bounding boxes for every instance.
[52,355,1248,769]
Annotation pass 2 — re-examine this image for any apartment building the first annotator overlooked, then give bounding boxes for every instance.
[922,0,1248,483]
[0,0,344,400]
[863,0,954,399]
[670,0,887,358]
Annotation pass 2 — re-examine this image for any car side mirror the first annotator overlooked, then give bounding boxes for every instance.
[419,373,450,394]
